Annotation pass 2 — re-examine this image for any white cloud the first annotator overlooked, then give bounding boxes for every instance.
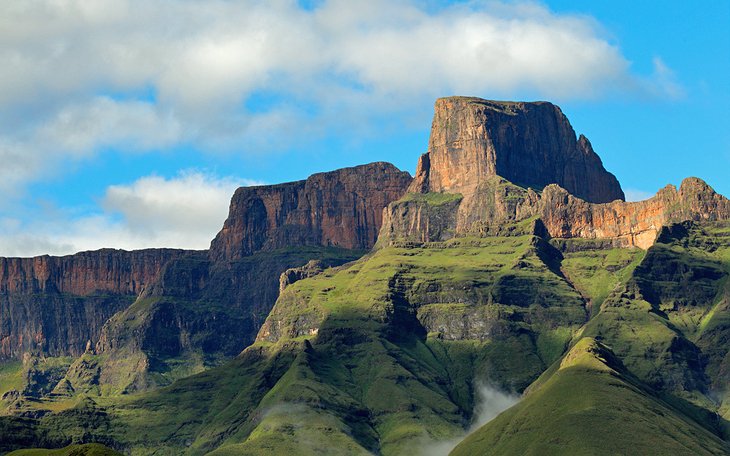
[418,383,520,456]
[0,171,263,257]
[0,96,182,198]
[647,56,685,99]
[0,0,676,191]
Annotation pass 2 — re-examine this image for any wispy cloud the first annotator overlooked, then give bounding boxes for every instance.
[646,57,685,99]
[418,382,519,456]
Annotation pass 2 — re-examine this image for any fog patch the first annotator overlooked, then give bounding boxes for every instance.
[418,383,520,456]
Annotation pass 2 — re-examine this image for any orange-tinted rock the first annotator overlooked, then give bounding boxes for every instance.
[210,162,412,261]
[540,178,730,249]
[381,176,730,250]
[409,97,624,204]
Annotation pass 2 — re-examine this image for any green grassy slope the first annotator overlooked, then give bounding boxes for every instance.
[581,221,730,431]
[450,338,729,456]
[5,221,729,454]
[7,443,121,456]
[54,246,365,396]
[5,231,596,454]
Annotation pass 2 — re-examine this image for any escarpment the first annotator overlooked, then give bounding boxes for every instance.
[539,177,730,248]
[0,249,191,359]
[382,176,730,249]
[59,163,412,391]
[382,97,730,250]
[210,162,412,261]
[0,163,410,372]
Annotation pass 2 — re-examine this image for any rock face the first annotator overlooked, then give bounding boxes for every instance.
[409,97,624,203]
[380,97,729,250]
[381,176,730,249]
[0,249,188,296]
[0,249,190,359]
[210,162,412,262]
[539,177,730,249]
[0,162,410,374]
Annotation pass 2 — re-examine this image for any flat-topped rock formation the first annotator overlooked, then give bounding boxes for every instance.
[381,97,729,250]
[409,97,625,203]
[210,162,412,262]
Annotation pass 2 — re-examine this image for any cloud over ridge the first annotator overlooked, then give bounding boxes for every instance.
[1,0,654,184]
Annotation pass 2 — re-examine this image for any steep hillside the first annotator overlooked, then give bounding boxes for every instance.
[9,220,728,454]
[1,219,647,454]
[451,338,729,456]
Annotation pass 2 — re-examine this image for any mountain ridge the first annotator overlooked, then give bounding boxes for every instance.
[1,96,729,455]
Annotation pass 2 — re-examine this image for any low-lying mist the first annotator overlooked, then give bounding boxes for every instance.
[418,383,520,456]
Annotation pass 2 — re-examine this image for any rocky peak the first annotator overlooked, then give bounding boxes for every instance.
[409,96,625,203]
[209,162,412,262]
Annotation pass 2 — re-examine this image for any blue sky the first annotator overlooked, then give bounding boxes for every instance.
[1,0,728,256]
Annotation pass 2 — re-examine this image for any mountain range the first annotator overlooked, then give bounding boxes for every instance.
[1,96,729,455]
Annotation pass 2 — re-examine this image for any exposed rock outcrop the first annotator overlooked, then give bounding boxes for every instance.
[210,162,412,262]
[409,97,624,203]
[381,176,730,249]
[0,249,190,359]
[0,162,410,371]
[0,249,188,295]
[379,97,728,250]
[539,177,730,249]
[280,260,329,294]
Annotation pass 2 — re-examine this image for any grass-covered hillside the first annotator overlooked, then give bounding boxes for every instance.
[2,220,729,455]
[451,338,728,456]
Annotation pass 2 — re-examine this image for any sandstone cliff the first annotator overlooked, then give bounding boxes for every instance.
[210,162,412,261]
[409,97,624,204]
[540,177,730,249]
[381,176,730,249]
[0,249,190,359]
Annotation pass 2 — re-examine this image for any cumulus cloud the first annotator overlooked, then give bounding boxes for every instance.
[0,0,674,189]
[0,171,262,257]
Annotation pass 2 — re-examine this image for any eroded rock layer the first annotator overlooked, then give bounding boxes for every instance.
[381,176,730,249]
[0,249,190,359]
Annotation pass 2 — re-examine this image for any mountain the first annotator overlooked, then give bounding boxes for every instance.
[0,163,411,395]
[1,97,729,455]
[452,338,728,456]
